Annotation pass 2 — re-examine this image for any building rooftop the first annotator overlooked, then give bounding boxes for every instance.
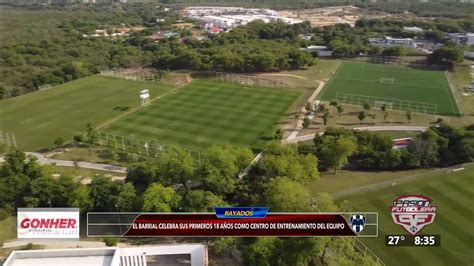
[4,244,207,266]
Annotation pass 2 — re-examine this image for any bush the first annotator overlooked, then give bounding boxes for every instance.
[73,134,84,143]
[104,237,119,246]
[22,243,35,250]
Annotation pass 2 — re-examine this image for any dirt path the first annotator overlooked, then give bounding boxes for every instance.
[257,73,308,79]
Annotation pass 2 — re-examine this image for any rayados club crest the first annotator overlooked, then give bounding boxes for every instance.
[391,195,437,236]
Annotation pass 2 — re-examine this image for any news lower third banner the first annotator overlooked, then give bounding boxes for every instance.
[87,208,378,237]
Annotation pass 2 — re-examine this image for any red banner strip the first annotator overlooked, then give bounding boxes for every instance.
[124,214,357,237]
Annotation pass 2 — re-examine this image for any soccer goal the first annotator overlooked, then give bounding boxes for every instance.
[379,78,395,85]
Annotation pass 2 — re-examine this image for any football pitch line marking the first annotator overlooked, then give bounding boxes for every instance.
[97,87,179,131]
[336,76,446,91]
[332,163,473,201]
[316,62,343,99]
[442,72,461,116]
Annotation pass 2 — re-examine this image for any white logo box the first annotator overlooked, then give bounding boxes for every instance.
[17,208,80,239]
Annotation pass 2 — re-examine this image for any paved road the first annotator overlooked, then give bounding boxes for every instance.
[285,125,428,143]
[286,80,326,140]
[25,152,127,174]
[352,125,428,132]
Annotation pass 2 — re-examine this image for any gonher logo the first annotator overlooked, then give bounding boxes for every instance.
[17,208,79,239]
[391,195,436,236]
[350,213,366,234]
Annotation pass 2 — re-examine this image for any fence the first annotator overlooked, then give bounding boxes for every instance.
[95,131,201,162]
[335,93,438,114]
[100,70,163,82]
[353,238,385,265]
[0,131,17,149]
[194,71,289,88]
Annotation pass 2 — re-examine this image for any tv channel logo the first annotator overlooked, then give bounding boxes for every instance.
[390,195,436,236]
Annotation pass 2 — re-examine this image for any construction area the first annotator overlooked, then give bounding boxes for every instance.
[277,6,387,27]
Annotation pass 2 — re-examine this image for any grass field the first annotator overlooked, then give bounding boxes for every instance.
[0,75,171,151]
[341,164,474,266]
[104,80,301,150]
[318,62,459,116]
[0,216,15,245]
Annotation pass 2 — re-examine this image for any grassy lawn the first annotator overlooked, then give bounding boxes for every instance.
[104,79,301,151]
[309,168,430,195]
[340,164,474,266]
[317,62,460,116]
[0,75,172,151]
[0,216,16,245]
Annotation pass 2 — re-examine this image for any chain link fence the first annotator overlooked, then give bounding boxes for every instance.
[95,131,201,162]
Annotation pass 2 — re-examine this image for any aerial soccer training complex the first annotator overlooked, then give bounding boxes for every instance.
[317,62,460,116]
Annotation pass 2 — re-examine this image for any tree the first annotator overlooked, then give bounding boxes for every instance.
[201,146,251,195]
[126,164,155,193]
[382,46,407,57]
[182,189,226,212]
[142,183,181,212]
[302,117,311,129]
[336,105,344,117]
[30,176,58,207]
[406,110,412,123]
[319,136,357,174]
[273,129,283,140]
[305,101,313,112]
[53,137,64,147]
[363,102,371,111]
[116,183,137,211]
[265,177,312,212]
[329,100,338,113]
[358,111,366,124]
[86,121,96,144]
[212,237,237,255]
[243,237,279,266]
[258,142,319,184]
[318,103,327,113]
[323,111,330,128]
[89,176,121,211]
[68,186,92,212]
[428,46,463,66]
[381,104,387,112]
[383,111,389,124]
[155,146,198,190]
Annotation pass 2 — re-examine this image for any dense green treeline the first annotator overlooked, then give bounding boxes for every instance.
[148,20,313,72]
[0,4,178,97]
[1,3,471,98]
[300,124,474,172]
[0,142,377,265]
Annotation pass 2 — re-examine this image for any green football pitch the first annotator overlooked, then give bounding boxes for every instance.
[0,75,171,151]
[317,62,459,116]
[104,80,301,150]
[341,164,474,266]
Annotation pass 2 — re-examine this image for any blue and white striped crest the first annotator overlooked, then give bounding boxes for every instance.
[350,213,366,234]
